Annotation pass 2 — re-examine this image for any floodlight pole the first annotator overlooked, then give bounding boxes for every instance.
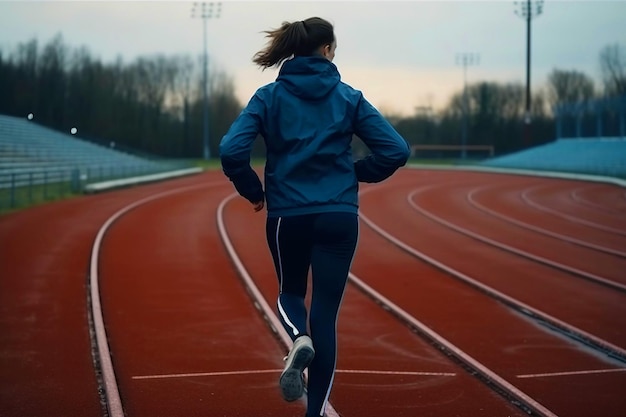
[192,2,221,160]
[515,0,543,127]
[456,53,479,160]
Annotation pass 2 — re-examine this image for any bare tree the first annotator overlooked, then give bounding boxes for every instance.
[440,81,547,151]
[38,34,71,128]
[547,69,595,108]
[531,88,548,116]
[446,82,526,122]
[599,43,626,97]
[1,34,249,157]
[0,39,39,116]
[168,54,196,120]
[208,69,242,138]
[132,55,172,111]
[166,55,196,156]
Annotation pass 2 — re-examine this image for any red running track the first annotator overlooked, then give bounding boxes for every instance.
[1,168,625,416]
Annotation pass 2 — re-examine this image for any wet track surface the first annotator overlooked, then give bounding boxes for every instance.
[1,168,625,416]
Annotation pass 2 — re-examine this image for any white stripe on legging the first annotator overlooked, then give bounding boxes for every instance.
[278,299,299,337]
[275,217,299,337]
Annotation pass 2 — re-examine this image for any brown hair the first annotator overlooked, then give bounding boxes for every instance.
[253,17,334,69]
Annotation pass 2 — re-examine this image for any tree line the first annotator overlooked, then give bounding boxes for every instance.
[1,35,624,159]
[0,34,241,158]
[391,43,626,158]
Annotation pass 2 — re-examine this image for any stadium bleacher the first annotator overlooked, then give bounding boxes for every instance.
[0,114,171,187]
[480,138,626,178]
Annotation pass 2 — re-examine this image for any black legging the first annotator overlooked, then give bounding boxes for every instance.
[266,212,359,417]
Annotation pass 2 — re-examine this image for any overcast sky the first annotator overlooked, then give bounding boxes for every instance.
[1,0,625,116]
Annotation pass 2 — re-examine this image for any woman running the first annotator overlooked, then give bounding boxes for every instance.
[219,16,410,417]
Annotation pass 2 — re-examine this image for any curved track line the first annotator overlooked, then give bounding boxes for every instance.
[131,369,456,381]
[570,187,625,216]
[217,190,555,416]
[517,367,626,379]
[522,185,626,236]
[358,189,626,363]
[89,182,222,417]
[216,193,341,417]
[407,187,626,292]
[133,369,282,379]
[347,273,557,417]
[468,186,626,258]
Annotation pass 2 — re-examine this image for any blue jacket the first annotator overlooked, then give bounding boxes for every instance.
[219,55,410,217]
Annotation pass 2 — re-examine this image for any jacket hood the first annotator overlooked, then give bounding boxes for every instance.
[276,56,340,100]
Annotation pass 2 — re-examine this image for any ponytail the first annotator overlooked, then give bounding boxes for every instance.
[253,17,334,69]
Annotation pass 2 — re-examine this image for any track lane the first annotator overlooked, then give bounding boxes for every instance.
[349,226,626,417]
[354,172,626,416]
[365,170,626,351]
[521,183,626,235]
[409,184,626,287]
[4,167,625,417]
[221,195,531,417]
[467,183,626,259]
[570,184,626,216]
[0,172,212,417]
[96,177,315,416]
[0,199,105,417]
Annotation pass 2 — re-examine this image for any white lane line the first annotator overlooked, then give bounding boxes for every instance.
[522,185,626,236]
[348,272,558,417]
[570,187,625,217]
[468,185,626,258]
[216,193,343,417]
[132,369,458,380]
[408,187,626,292]
[133,369,280,380]
[360,183,626,360]
[517,368,626,379]
[337,370,456,377]
[89,181,224,417]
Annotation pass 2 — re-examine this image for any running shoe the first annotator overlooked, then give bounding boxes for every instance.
[279,335,315,402]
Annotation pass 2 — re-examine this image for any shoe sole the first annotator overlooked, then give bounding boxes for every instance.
[279,345,315,402]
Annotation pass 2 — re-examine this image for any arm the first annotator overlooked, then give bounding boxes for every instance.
[353,95,411,183]
[219,94,265,205]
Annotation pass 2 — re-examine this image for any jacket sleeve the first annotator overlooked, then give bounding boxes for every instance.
[353,95,411,183]
[219,94,265,203]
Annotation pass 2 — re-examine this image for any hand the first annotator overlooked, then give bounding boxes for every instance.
[252,200,265,212]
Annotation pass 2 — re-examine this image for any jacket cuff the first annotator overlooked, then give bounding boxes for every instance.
[230,167,265,203]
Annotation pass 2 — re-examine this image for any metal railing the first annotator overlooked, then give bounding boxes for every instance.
[0,168,74,211]
[0,162,189,212]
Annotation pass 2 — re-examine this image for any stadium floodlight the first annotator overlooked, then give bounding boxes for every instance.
[456,53,480,160]
[191,2,222,160]
[514,0,544,125]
